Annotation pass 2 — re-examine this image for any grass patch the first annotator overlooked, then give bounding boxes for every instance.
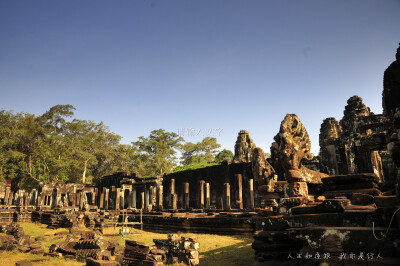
[0,249,84,266]
[103,227,255,265]
[2,223,255,265]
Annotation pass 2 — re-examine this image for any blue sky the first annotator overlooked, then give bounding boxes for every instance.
[1,0,400,155]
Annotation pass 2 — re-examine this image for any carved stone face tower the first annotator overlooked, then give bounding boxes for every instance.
[233,130,256,163]
[383,43,400,117]
[319,118,342,175]
[340,96,370,137]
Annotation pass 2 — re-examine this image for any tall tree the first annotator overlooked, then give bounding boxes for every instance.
[0,105,122,187]
[66,119,121,184]
[180,137,221,165]
[133,129,183,177]
[197,137,221,163]
[214,149,234,164]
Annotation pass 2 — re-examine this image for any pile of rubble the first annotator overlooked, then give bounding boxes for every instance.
[154,233,200,265]
[123,240,165,265]
[47,229,122,265]
[0,223,44,254]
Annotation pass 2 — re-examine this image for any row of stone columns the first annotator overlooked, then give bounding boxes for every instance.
[168,174,254,210]
[168,176,253,210]
[96,184,162,211]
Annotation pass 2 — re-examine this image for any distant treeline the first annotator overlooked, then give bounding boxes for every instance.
[0,105,233,189]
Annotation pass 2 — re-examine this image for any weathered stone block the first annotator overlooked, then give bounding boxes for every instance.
[15,260,32,266]
[351,193,374,205]
[86,258,117,266]
[316,199,350,213]
[316,196,326,202]
[374,195,398,207]
[284,182,308,197]
[278,197,307,207]
[291,205,317,215]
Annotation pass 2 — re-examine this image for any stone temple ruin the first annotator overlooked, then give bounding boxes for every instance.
[1,44,400,265]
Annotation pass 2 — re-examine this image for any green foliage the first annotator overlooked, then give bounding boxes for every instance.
[0,106,123,188]
[180,137,221,165]
[0,106,225,187]
[173,161,218,173]
[214,149,234,164]
[132,129,184,177]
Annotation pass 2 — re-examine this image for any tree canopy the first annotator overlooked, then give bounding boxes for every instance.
[0,105,228,189]
[132,129,184,177]
[180,137,221,165]
[0,105,124,189]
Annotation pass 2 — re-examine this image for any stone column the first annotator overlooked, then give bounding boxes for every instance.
[111,186,116,209]
[94,188,98,205]
[115,188,121,210]
[4,187,10,206]
[183,182,190,209]
[29,190,35,206]
[172,193,177,210]
[120,189,124,210]
[205,183,210,209]
[170,179,176,209]
[55,188,60,207]
[198,180,205,209]
[104,189,109,210]
[76,191,81,208]
[144,187,149,210]
[69,192,75,207]
[249,179,254,209]
[224,183,231,210]
[235,174,243,209]
[79,192,84,210]
[141,191,145,209]
[99,187,105,209]
[37,195,42,209]
[157,185,163,210]
[24,192,29,207]
[148,186,153,212]
[131,189,136,209]
[149,186,155,205]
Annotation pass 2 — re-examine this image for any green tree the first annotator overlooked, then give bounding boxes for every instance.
[132,129,184,177]
[66,119,121,184]
[112,144,145,176]
[198,137,221,163]
[180,137,221,165]
[214,149,234,164]
[0,105,123,187]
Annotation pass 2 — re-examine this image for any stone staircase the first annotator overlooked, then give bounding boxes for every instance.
[251,174,400,265]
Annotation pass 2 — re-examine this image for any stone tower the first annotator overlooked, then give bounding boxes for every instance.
[319,117,342,175]
[233,130,256,163]
[383,43,400,117]
[340,95,370,137]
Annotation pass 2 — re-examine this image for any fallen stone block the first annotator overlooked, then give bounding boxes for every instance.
[17,245,30,253]
[0,235,16,251]
[374,195,398,207]
[15,260,32,266]
[43,252,62,257]
[316,196,326,202]
[30,247,44,254]
[86,258,118,266]
[291,205,317,215]
[351,193,374,205]
[316,199,350,213]
[279,197,307,207]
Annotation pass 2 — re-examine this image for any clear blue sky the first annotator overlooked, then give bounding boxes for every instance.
[1,0,400,155]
